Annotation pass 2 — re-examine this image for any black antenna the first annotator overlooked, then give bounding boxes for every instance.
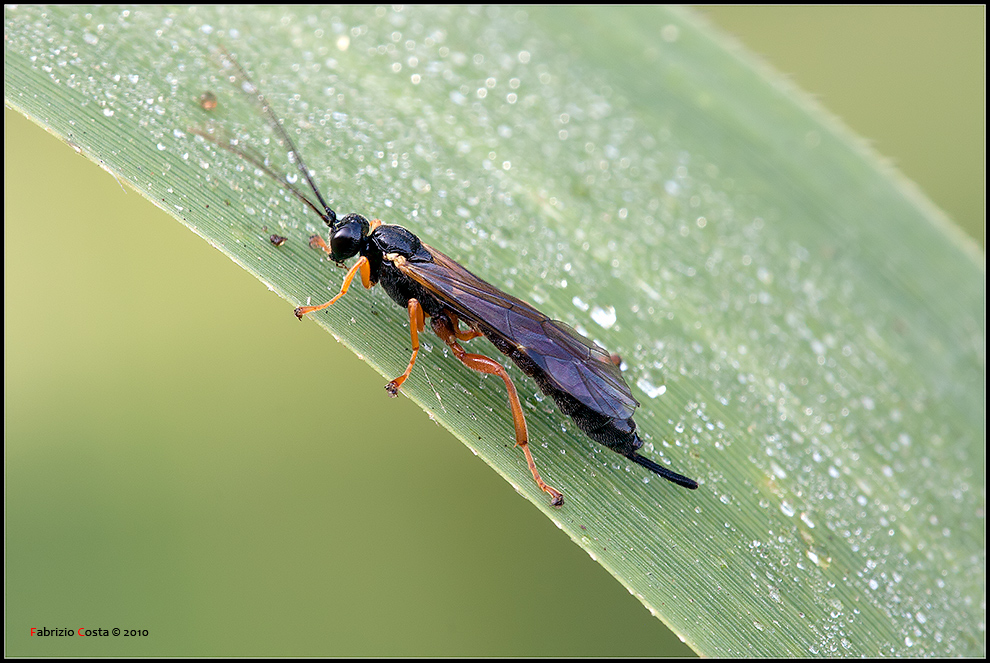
[189,123,329,223]
[218,48,338,228]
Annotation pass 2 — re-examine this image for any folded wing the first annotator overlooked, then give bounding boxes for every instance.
[399,245,639,421]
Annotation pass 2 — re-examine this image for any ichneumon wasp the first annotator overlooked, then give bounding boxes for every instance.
[193,51,698,506]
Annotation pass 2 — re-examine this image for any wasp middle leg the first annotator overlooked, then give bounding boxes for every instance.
[385,298,426,396]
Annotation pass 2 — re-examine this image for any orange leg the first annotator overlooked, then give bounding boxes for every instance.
[433,317,564,507]
[308,234,332,256]
[447,311,483,341]
[385,298,426,397]
[294,255,372,319]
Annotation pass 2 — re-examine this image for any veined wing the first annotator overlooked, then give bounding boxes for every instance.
[399,245,639,421]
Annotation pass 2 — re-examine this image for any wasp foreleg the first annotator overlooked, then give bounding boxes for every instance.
[294,255,372,319]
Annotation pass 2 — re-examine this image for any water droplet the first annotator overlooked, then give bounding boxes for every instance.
[590,305,616,329]
[636,377,665,399]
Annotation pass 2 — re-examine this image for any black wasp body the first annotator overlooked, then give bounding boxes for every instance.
[197,52,697,506]
[372,223,677,468]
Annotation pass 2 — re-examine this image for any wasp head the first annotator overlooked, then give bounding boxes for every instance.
[329,213,370,262]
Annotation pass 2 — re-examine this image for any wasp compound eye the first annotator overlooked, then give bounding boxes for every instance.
[329,216,368,260]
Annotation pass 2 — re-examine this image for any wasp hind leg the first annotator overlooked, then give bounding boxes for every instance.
[385,298,426,396]
[446,311,483,342]
[432,316,564,507]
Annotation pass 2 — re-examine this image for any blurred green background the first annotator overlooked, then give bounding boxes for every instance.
[700,6,984,247]
[5,6,983,656]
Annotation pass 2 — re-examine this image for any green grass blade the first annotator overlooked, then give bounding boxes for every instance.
[6,5,983,656]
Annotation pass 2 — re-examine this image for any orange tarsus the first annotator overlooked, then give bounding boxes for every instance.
[308,234,332,256]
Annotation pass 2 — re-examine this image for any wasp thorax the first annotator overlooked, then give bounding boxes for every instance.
[329,214,370,260]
